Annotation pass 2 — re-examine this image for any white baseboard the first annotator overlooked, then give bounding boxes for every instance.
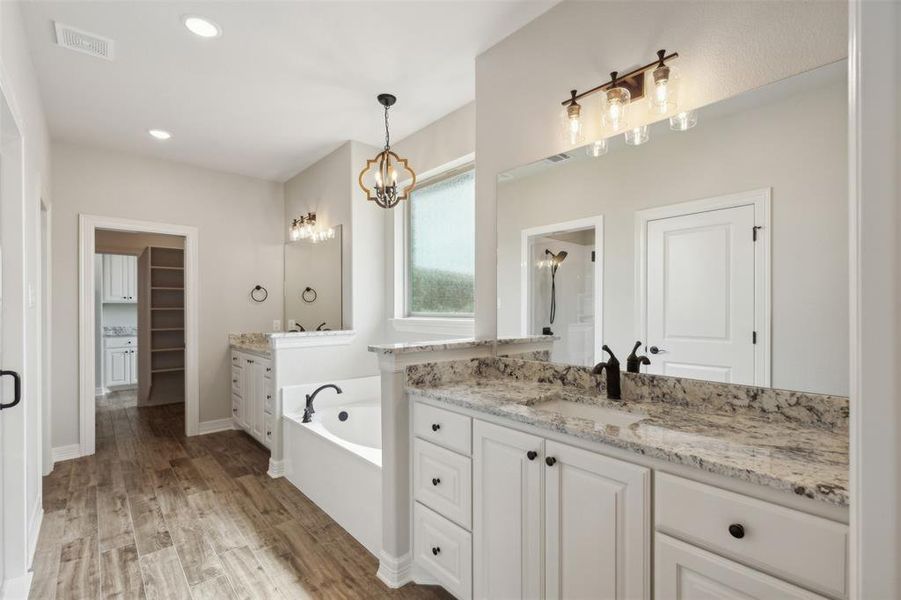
[1,571,33,600]
[267,459,285,478]
[377,551,413,589]
[28,501,43,563]
[196,418,235,435]
[52,444,82,463]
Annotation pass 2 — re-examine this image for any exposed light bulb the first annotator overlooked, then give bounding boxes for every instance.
[562,90,584,146]
[670,110,698,131]
[651,50,679,115]
[625,125,649,146]
[603,76,631,133]
[586,139,608,158]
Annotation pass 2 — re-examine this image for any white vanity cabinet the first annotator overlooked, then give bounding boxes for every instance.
[472,420,648,600]
[104,336,137,388]
[230,349,273,448]
[102,254,137,303]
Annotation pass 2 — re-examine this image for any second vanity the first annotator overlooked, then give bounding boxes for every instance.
[403,357,849,600]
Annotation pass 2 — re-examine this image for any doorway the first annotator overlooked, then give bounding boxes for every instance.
[78,215,199,457]
[520,216,604,366]
[636,189,771,386]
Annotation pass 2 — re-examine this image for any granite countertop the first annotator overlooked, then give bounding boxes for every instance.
[368,335,555,355]
[407,362,849,507]
[103,326,137,337]
[229,333,271,355]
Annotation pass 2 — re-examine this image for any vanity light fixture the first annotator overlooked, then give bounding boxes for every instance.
[562,90,585,146]
[670,110,698,131]
[290,212,335,243]
[625,125,650,146]
[586,139,608,158]
[602,72,631,133]
[358,94,416,209]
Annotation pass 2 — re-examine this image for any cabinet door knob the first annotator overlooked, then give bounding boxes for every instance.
[266,367,272,372]
[267,430,271,436]
[232,379,238,384]
[527,451,538,461]
[431,477,440,486]
[431,423,440,432]
[267,394,271,399]
[728,524,745,539]
[431,547,440,556]
[545,456,557,467]
[232,408,237,414]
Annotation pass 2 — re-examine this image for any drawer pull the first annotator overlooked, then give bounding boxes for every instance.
[232,379,238,384]
[267,394,272,399]
[266,367,272,372]
[431,546,440,556]
[431,423,441,432]
[431,477,441,486]
[267,430,272,436]
[728,523,745,539]
[527,450,537,461]
[545,456,557,467]
[232,407,237,414]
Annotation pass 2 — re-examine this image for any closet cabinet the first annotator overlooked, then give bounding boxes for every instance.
[472,420,649,600]
[230,350,273,448]
[102,254,137,303]
[104,337,137,388]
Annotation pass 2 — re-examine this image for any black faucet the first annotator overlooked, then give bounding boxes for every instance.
[626,341,651,373]
[592,345,621,400]
[302,384,343,423]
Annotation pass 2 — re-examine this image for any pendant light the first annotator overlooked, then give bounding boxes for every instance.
[358,94,416,209]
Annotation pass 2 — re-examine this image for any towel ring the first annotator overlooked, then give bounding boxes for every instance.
[302,287,317,303]
[250,285,268,303]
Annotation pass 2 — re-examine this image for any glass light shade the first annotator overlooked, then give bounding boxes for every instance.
[602,86,631,133]
[651,63,679,115]
[670,110,698,131]
[586,139,608,158]
[562,103,584,146]
[624,125,649,146]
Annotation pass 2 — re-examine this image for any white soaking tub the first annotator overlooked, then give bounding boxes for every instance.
[283,375,382,556]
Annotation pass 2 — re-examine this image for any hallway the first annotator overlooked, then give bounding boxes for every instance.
[29,399,449,599]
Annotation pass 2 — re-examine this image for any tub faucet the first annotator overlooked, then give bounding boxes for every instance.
[592,345,621,400]
[302,384,343,423]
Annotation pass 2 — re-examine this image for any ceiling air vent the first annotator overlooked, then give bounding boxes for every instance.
[545,152,571,164]
[54,22,114,61]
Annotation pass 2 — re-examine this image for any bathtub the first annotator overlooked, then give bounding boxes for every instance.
[283,375,382,556]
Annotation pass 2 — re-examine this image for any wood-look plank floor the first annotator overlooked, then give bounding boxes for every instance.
[30,392,451,599]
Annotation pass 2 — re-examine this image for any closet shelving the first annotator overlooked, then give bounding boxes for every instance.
[139,246,186,404]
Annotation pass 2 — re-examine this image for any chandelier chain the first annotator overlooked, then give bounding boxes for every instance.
[383,105,391,151]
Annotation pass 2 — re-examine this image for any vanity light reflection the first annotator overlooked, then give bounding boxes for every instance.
[625,125,650,146]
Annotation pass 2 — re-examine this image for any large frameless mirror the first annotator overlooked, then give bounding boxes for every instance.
[496,61,848,396]
[284,225,344,332]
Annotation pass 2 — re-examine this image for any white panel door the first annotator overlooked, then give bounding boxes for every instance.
[655,534,827,599]
[125,255,137,301]
[545,440,650,600]
[473,420,543,600]
[102,254,127,302]
[646,205,756,384]
[128,348,138,384]
[105,348,130,387]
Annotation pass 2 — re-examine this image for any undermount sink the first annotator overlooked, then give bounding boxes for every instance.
[531,399,645,428]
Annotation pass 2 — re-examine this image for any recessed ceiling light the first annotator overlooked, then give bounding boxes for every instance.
[148,129,172,140]
[183,15,221,38]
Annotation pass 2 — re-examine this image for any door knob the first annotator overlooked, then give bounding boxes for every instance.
[649,346,667,355]
[728,524,745,539]
[431,478,441,486]
[431,547,440,556]
[431,423,440,432]
[545,456,557,467]
[527,450,538,461]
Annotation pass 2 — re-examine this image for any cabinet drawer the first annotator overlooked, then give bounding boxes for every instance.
[264,414,274,447]
[231,393,241,421]
[414,403,471,456]
[263,380,275,414]
[231,367,242,396]
[414,438,472,530]
[105,336,136,349]
[655,473,847,599]
[414,502,472,600]
[261,360,273,378]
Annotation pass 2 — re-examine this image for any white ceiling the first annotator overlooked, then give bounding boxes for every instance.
[21,1,556,181]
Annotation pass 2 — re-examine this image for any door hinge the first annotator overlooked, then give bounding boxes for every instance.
[752,331,757,344]
[752,225,763,242]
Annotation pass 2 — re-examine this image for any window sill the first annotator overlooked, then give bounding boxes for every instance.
[390,317,475,337]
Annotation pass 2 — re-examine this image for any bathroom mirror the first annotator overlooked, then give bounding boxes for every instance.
[284,225,344,332]
[496,61,848,396]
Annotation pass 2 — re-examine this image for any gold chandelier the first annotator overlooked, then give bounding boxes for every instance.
[358,94,416,209]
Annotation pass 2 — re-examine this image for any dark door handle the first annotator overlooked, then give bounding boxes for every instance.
[649,346,667,355]
[545,456,557,467]
[527,451,538,461]
[431,423,440,432]
[728,524,745,539]
[431,478,441,486]
[0,370,22,410]
[431,547,440,556]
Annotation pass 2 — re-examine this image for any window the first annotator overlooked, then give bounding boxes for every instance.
[406,167,475,317]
